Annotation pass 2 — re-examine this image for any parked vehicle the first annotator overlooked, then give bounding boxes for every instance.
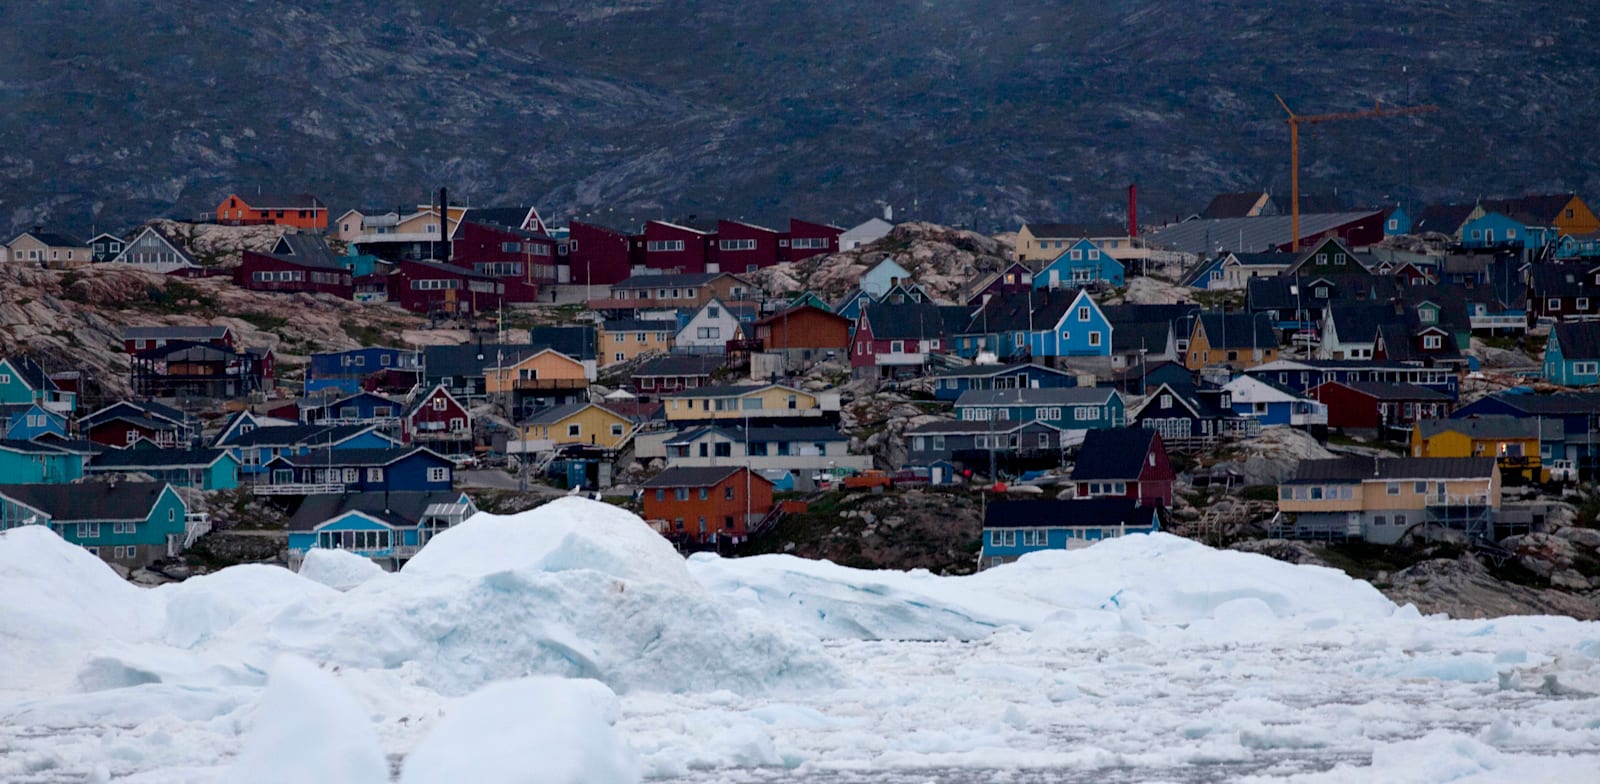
[842,470,892,491]
[1546,459,1576,484]
[890,467,931,487]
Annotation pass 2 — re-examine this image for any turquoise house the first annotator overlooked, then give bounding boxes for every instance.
[287,490,477,570]
[0,403,68,441]
[860,258,913,298]
[0,482,191,568]
[1029,289,1113,358]
[954,386,1125,429]
[1543,322,1600,387]
[980,498,1162,569]
[1035,239,1125,290]
[0,440,89,484]
[0,357,75,413]
[87,446,241,490]
[1384,205,1412,237]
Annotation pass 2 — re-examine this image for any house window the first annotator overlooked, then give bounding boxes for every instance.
[989,530,1002,546]
[714,442,732,457]
[427,467,450,482]
[1374,515,1387,526]
[614,352,625,362]
[675,488,689,501]
[1549,298,1561,311]
[1419,309,1436,323]
[125,430,140,445]
[1077,306,1090,322]
[611,424,624,437]
[1386,482,1399,495]
[1314,287,1328,298]
[77,523,100,538]
[568,424,581,438]
[725,486,736,500]
[342,468,358,483]
[1160,394,1172,408]
[698,488,709,500]
[1580,298,1591,311]
[1088,331,1102,347]
[1423,335,1442,349]
[1038,432,1050,448]
[890,340,905,353]
[1414,481,1427,494]
[367,468,384,482]
[1395,513,1408,526]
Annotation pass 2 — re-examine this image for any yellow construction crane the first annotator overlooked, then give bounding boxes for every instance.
[1275,95,1439,250]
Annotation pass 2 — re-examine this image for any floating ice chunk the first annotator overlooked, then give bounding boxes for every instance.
[297,548,388,591]
[223,656,388,784]
[399,677,639,784]
[156,564,339,648]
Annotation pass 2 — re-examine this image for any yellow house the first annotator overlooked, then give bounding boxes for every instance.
[1277,456,1500,544]
[1412,416,1548,483]
[662,383,823,422]
[1184,313,1279,371]
[485,349,589,395]
[599,319,675,367]
[522,402,635,449]
[7,229,92,269]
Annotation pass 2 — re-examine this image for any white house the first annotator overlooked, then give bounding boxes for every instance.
[674,298,745,353]
[841,215,895,251]
[1220,374,1328,428]
[107,226,200,273]
[860,258,913,298]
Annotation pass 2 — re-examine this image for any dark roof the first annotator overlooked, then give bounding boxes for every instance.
[527,326,598,361]
[1552,322,1600,362]
[423,343,555,380]
[1328,303,1401,344]
[662,383,798,399]
[983,498,1161,529]
[754,304,852,328]
[1417,416,1547,441]
[906,419,1055,435]
[1232,252,1297,267]
[0,481,171,522]
[668,424,846,444]
[0,439,88,455]
[400,258,501,281]
[1483,194,1575,225]
[0,356,51,391]
[1289,457,1496,483]
[929,362,1073,380]
[121,325,231,341]
[962,293,1070,335]
[1528,262,1599,296]
[13,228,87,247]
[613,272,725,290]
[1024,222,1129,239]
[1324,381,1453,401]
[635,354,724,377]
[133,341,242,362]
[1070,428,1158,481]
[218,423,375,448]
[641,465,758,488]
[1471,391,1600,416]
[1247,275,1400,311]
[1200,192,1274,220]
[864,302,970,340]
[89,447,227,470]
[1111,320,1171,355]
[80,400,188,430]
[603,319,676,333]
[281,447,442,467]
[1196,312,1277,350]
[239,193,325,210]
[522,402,625,425]
[955,387,1116,407]
[1413,204,1478,235]
[465,207,537,230]
[287,491,467,531]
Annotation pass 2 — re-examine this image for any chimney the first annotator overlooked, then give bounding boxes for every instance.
[1128,184,1137,238]
[437,187,450,263]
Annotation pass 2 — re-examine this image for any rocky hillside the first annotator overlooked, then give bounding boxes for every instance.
[3,1,1596,234]
[748,222,1013,303]
[0,265,424,403]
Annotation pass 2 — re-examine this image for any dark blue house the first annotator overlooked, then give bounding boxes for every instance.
[1245,359,1459,400]
[928,363,1079,402]
[259,446,456,495]
[1451,391,1600,478]
[298,391,407,427]
[216,423,399,477]
[305,348,421,395]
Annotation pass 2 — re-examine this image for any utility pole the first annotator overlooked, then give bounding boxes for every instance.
[1274,94,1439,251]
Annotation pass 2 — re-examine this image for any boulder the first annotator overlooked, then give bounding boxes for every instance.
[1556,526,1600,550]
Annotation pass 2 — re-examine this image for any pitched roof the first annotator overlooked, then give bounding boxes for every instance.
[1023,222,1129,239]
[641,465,756,488]
[1483,194,1575,225]
[754,304,852,328]
[422,343,554,380]
[0,439,91,456]
[603,319,677,333]
[1070,427,1158,481]
[1413,204,1478,235]
[905,418,1057,436]
[522,402,629,426]
[236,193,325,210]
[955,387,1117,407]
[121,325,232,342]
[1289,456,1496,483]
[1417,416,1547,441]
[1111,320,1171,354]
[287,490,469,531]
[962,294,1070,335]
[662,382,801,399]
[928,362,1074,380]
[281,447,442,467]
[11,228,87,247]
[1196,312,1277,350]
[1146,212,1381,255]
[0,356,52,391]
[218,423,375,448]
[612,272,726,290]
[863,302,970,340]
[527,326,598,360]
[1200,191,1274,220]
[1322,381,1453,401]
[0,481,171,522]
[1552,322,1600,362]
[635,354,724,377]
[89,447,228,470]
[983,498,1161,529]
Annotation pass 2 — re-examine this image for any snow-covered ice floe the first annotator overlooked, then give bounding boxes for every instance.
[2,498,1599,782]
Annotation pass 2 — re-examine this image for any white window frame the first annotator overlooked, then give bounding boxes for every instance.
[426,466,450,482]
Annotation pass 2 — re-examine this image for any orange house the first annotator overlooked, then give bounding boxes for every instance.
[641,466,774,545]
[216,193,329,230]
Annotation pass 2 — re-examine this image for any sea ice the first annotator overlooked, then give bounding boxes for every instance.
[222,656,388,784]
[297,547,388,591]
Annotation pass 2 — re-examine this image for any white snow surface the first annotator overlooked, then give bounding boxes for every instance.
[3,501,1600,783]
[297,547,388,591]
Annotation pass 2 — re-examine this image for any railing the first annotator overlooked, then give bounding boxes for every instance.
[253,482,347,496]
[494,377,589,391]
[1469,315,1525,331]
[311,416,403,427]
[1426,493,1493,508]
[183,513,212,548]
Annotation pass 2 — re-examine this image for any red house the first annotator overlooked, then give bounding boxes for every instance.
[567,221,636,285]
[121,325,236,355]
[235,250,353,298]
[641,466,775,545]
[756,305,852,355]
[849,301,961,379]
[80,401,191,448]
[784,218,843,262]
[1310,380,1455,435]
[387,259,522,316]
[1069,427,1175,507]
[404,383,472,454]
[716,220,782,272]
[638,220,715,275]
[451,220,558,295]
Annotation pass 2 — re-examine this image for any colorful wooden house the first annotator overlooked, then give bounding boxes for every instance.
[1309,380,1454,437]
[662,383,828,423]
[305,347,422,395]
[1220,374,1328,428]
[675,298,747,353]
[954,387,1124,429]
[753,305,853,365]
[217,423,398,478]
[600,319,675,367]
[0,356,76,413]
[258,446,456,496]
[0,403,68,441]
[1030,289,1114,359]
[0,440,89,484]
[905,419,1071,474]
[1413,417,1546,484]
[1384,205,1412,237]
[980,498,1163,569]
[850,302,966,379]
[287,491,477,571]
[1183,312,1278,370]
[521,402,636,451]
[297,391,406,428]
[1527,263,1600,326]
[631,354,724,396]
[640,466,774,545]
[87,447,241,490]
[483,347,590,416]
[5,228,92,268]
[1278,457,1499,544]
[1131,381,1258,448]
[404,384,473,456]
[928,363,1078,402]
[1542,322,1600,387]
[215,193,329,229]
[108,226,200,273]
[1070,427,1175,506]
[80,400,194,448]
[0,482,194,568]
[859,258,913,298]
[1035,239,1126,289]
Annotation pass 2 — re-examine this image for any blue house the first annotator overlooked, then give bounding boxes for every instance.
[928,363,1078,402]
[287,490,477,571]
[1220,374,1328,428]
[860,258,913,298]
[1035,239,1125,290]
[0,482,192,568]
[306,347,421,395]
[1384,205,1412,237]
[956,291,1066,361]
[1542,322,1600,387]
[87,446,241,490]
[0,440,91,484]
[298,391,407,427]
[1245,359,1459,400]
[1029,289,1113,358]
[954,386,1124,429]
[0,356,75,413]
[1461,212,1535,251]
[259,446,455,495]
[1131,381,1259,448]
[0,403,68,441]
[833,290,875,324]
[212,410,298,447]
[217,423,399,477]
[1451,391,1600,476]
[980,498,1162,569]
